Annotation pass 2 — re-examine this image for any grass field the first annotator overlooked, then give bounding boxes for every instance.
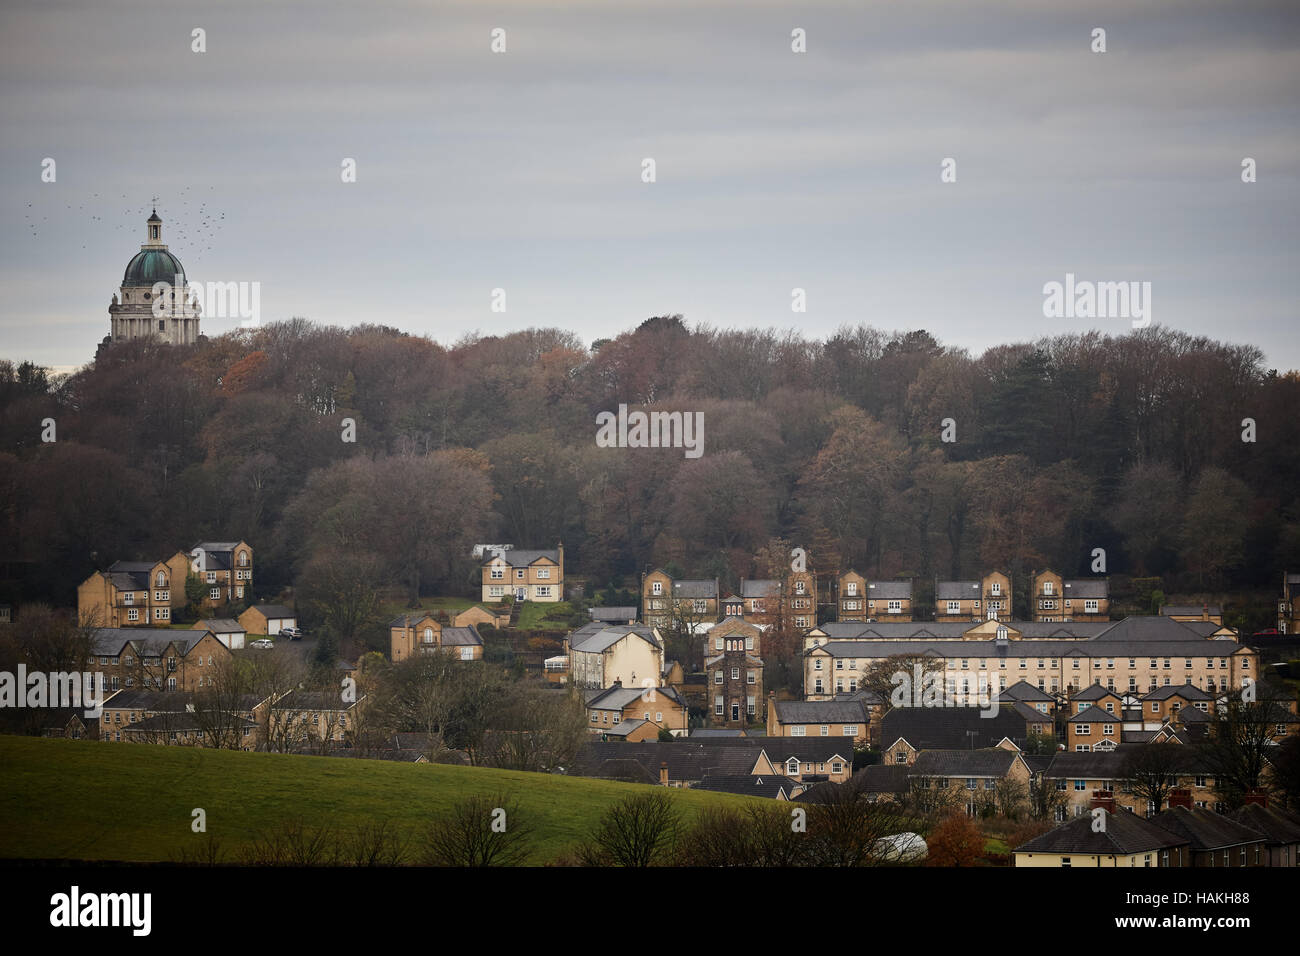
[0,735,755,865]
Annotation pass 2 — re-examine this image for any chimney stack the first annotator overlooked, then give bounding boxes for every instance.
[1243,789,1269,808]
[1090,789,1116,813]
[1168,787,1193,809]
[659,761,669,787]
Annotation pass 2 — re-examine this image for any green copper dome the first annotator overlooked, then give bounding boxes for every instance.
[123,249,185,287]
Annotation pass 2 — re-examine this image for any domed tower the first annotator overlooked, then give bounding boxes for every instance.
[107,209,200,345]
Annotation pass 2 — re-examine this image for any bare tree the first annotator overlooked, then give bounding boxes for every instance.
[580,790,680,867]
[1121,742,1188,814]
[421,792,532,866]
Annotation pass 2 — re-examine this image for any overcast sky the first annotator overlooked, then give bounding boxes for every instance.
[2,0,1297,372]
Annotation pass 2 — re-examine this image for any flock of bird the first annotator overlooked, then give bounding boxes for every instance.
[21,184,226,261]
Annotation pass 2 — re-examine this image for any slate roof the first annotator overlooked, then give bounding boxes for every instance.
[570,624,661,654]
[490,548,559,568]
[1072,684,1120,701]
[1010,701,1054,724]
[195,618,244,633]
[1015,810,1189,855]
[390,613,438,628]
[740,580,781,599]
[100,689,195,711]
[910,748,1022,777]
[690,729,746,738]
[89,628,211,657]
[589,607,638,622]
[881,705,1033,751]
[438,625,483,647]
[1061,579,1108,598]
[1150,806,1268,850]
[572,738,851,784]
[586,684,684,710]
[936,580,981,600]
[672,579,719,599]
[1228,804,1300,844]
[250,604,295,619]
[1144,683,1212,701]
[770,699,869,725]
[695,774,798,799]
[600,719,651,738]
[1161,605,1222,617]
[865,580,913,600]
[998,680,1055,703]
[1042,748,1133,778]
[1069,705,1118,724]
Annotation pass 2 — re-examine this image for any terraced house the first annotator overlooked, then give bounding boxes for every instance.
[89,627,232,694]
[802,616,1257,702]
[77,552,189,627]
[481,543,563,603]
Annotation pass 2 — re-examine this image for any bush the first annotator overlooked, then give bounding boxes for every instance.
[579,790,680,866]
[422,792,532,866]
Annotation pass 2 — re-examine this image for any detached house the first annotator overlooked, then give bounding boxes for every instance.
[640,570,720,630]
[1031,570,1109,622]
[704,616,764,725]
[568,622,665,690]
[584,682,688,739]
[390,614,484,662]
[865,580,914,622]
[481,543,563,603]
[189,541,254,608]
[935,571,1012,622]
[77,552,190,627]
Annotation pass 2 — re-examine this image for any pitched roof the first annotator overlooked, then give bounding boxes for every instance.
[935,580,981,600]
[740,579,781,599]
[881,705,1033,751]
[490,548,559,567]
[1143,683,1212,701]
[1061,579,1109,598]
[910,748,1021,777]
[866,580,913,600]
[770,699,868,725]
[1149,806,1268,850]
[1072,684,1120,701]
[250,604,294,618]
[1015,810,1189,855]
[570,624,661,654]
[194,618,244,632]
[672,579,718,599]
[998,680,1055,702]
[1228,804,1300,844]
[586,684,684,711]
[694,774,798,799]
[438,625,483,647]
[588,607,638,621]
[1160,605,1222,617]
[1069,705,1118,723]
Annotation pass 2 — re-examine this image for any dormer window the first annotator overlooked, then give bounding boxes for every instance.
[996,625,1008,640]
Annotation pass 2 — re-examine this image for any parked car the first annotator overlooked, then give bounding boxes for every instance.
[279,626,304,640]
[250,639,274,649]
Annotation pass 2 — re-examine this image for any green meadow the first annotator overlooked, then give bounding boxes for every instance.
[0,735,753,864]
